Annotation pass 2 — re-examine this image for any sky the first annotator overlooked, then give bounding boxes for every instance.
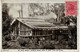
[7,3,29,18]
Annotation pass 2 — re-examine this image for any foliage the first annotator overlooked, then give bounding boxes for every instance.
[2,3,12,36]
[17,37,30,46]
[29,3,65,17]
[2,3,13,48]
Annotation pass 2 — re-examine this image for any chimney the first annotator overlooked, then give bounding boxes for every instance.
[18,10,21,18]
[21,4,23,18]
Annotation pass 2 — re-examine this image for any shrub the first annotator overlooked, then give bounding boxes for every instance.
[42,40,55,49]
[43,42,55,49]
[2,41,8,49]
[4,35,11,41]
[17,37,30,47]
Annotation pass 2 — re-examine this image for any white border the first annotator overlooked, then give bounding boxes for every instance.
[0,0,79,52]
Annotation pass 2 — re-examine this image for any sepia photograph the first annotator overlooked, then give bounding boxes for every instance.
[2,3,77,49]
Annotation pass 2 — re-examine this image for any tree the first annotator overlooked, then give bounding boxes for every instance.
[2,3,12,38]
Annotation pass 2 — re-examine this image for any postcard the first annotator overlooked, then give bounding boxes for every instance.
[1,0,79,52]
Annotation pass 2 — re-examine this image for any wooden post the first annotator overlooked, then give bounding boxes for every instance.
[30,30,32,36]
[18,22,20,36]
